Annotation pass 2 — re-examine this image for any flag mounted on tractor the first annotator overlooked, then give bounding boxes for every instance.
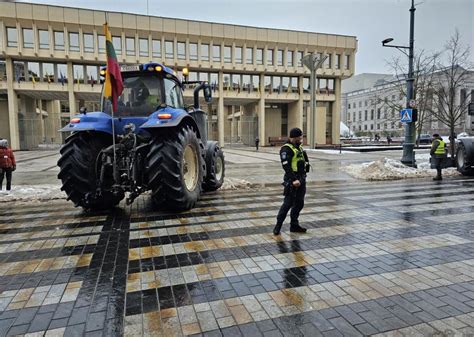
[103,22,123,112]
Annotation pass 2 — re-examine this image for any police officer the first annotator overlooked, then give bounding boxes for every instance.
[430,133,447,181]
[273,128,310,235]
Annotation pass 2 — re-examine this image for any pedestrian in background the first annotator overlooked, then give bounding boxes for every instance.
[430,133,447,181]
[273,128,310,235]
[0,139,16,191]
[387,135,392,145]
[255,136,260,151]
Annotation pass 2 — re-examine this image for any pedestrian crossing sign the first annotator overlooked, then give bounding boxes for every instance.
[400,109,413,123]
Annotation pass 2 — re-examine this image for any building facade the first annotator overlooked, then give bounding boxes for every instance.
[0,2,357,150]
[343,72,474,138]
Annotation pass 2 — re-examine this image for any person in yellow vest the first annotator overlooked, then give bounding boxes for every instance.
[273,128,310,235]
[430,133,447,181]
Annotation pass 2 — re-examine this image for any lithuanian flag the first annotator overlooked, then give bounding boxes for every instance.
[103,23,123,112]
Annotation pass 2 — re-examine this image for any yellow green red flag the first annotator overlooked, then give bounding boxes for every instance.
[103,22,123,112]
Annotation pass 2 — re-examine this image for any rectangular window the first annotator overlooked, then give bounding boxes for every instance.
[297,51,304,66]
[252,75,260,91]
[152,39,161,58]
[97,35,105,54]
[57,64,68,82]
[139,38,148,57]
[112,36,121,55]
[213,45,221,62]
[69,32,79,52]
[345,54,350,69]
[7,27,18,48]
[291,77,298,93]
[38,30,49,49]
[23,28,34,49]
[277,49,283,66]
[273,76,281,92]
[267,49,273,65]
[256,48,263,65]
[86,65,98,84]
[235,46,242,63]
[83,33,94,53]
[303,77,310,92]
[335,54,341,69]
[54,31,64,50]
[264,76,272,92]
[325,54,332,68]
[27,61,39,82]
[281,77,289,91]
[287,50,293,67]
[210,73,218,86]
[246,47,253,64]
[224,46,231,63]
[73,64,84,83]
[189,43,198,61]
[42,63,54,82]
[201,43,209,61]
[199,72,209,82]
[165,40,174,59]
[177,42,186,60]
[126,37,135,56]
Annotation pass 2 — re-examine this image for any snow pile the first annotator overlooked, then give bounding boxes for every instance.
[0,185,65,202]
[220,177,252,190]
[342,156,460,181]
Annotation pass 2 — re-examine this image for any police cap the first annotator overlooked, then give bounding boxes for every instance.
[289,128,303,138]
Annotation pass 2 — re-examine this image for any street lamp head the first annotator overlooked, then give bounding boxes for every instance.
[382,38,394,46]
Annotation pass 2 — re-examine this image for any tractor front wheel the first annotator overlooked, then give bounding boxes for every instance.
[202,141,225,191]
[456,143,474,176]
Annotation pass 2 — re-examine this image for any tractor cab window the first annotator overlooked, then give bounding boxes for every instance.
[164,78,184,109]
[105,75,163,117]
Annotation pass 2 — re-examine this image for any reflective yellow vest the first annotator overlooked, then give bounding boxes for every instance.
[283,143,306,172]
[434,140,446,155]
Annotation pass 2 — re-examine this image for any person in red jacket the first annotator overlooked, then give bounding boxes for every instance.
[0,139,16,191]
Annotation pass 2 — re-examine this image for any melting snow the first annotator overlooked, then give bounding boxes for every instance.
[342,154,460,180]
[0,184,65,202]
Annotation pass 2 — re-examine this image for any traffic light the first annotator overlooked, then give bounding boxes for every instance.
[412,109,418,122]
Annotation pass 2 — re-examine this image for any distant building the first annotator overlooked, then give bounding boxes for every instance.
[342,71,474,137]
[0,2,357,150]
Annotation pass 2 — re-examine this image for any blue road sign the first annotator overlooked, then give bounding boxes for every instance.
[400,109,413,123]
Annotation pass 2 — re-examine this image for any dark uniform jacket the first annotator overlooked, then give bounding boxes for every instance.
[279,142,309,183]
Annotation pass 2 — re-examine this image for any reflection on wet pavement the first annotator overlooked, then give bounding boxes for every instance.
[0,177,473,336]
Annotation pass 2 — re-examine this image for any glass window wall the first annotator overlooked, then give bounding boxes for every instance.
[152,40,161,58]
[235,47,242,63]
[165,40,174,59]
[69,32,79,52]
[23,29,34,49]
[126,37,135,56]
[7,27,18,48]
[224,46,231,63]
[213,45,221,62]
[83,33,94,53]
[54,31,64,50]
[139,38,148,57]
[189,43,198,61]
[201,43,209,61]
[177,42,186,60]
[39,30,49,49]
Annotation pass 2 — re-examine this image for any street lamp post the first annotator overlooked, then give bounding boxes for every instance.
[382,0,416,167]
[302,53,328,148]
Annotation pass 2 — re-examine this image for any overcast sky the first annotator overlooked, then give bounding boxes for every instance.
[17,0,473,75]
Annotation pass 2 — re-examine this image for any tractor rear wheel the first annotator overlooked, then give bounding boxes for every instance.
[202,141,225,191]
[57,132,122,210]
[146,125,205,210]
[456,143,474,176]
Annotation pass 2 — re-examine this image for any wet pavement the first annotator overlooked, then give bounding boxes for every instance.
[1,149,474,336]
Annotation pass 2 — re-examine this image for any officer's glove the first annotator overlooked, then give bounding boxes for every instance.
[305,163,311,173]
[12,166,16,172]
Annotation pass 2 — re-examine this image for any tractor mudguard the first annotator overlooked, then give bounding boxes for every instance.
[59,112,113,134]
[140,108,201,138]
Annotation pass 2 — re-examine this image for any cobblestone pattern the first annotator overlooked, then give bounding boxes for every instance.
[0,178,473,336]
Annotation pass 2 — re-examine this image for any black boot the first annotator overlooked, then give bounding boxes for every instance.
[273,223,283,235]
[290,223,307,233]
[433,176,442,181]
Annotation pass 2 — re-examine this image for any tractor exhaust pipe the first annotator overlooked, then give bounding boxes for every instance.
[193,82,213,109]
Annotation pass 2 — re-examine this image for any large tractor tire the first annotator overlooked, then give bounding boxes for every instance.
[202,141,225,191]
[146,125,205,211]
[456,142,474,176]
[57,132,122,210]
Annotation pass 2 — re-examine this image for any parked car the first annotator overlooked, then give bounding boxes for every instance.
[417,134,432,144]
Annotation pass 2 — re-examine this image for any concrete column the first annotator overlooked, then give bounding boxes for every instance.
[5,58,20,150]
[38,99,45,143]
[258,74,266,146]
[67,61,76,118]
[332,78,341,144]
[230,105,235,143]
[217,71,225,147]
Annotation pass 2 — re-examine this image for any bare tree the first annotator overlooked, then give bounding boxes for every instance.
[384,50,439,145]
[430,29,472,160]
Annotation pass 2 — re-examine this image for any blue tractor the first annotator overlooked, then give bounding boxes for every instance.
[57,62,225,211]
